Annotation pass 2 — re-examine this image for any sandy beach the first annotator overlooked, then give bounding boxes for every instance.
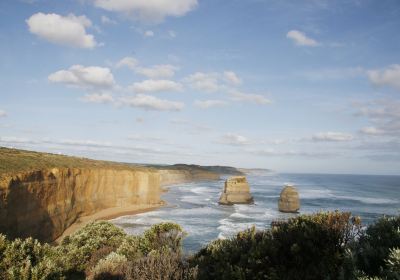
[54,202,165,244]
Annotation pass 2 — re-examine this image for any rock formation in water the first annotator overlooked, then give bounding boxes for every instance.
[278,185,300,213]
[0,147,223,242]
[219,176,254,205]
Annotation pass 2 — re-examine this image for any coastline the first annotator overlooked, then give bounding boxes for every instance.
[54,202,165,244]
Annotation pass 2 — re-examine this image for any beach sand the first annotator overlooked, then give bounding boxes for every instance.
[54,202,165,244]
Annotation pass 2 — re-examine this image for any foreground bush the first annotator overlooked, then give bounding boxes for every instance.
[1,212,400,280]
[192,211,362,280]
[355,215,400,278]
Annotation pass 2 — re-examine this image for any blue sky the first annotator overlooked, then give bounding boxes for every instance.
[1,0,400,175]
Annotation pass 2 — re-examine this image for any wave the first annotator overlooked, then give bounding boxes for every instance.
[336,195,398,205]
[230,212,251,219]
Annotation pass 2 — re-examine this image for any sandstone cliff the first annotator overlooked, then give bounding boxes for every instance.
[219,176,254,205]
[0,168,161,242]
[0,148,224,242]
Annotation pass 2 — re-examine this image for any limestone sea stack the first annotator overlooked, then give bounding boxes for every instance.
[219,176,254,205]
[278,184,300,213]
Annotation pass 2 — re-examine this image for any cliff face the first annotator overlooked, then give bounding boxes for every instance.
[0,168,161,242]
[158,169,220,186]
[219,176,254,205]
[0,166,221,242]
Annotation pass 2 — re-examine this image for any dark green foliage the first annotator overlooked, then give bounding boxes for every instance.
[1,212,400,280]
[141,222,186,254]
[356,215,400,277]
[192,211,362,280]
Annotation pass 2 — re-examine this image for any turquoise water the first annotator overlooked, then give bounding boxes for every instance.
[112,171,400,253]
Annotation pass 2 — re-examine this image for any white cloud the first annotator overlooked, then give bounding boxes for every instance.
[101,15,117,25]
[367,64,400,90]
[218,133,249,146]
[312,132,354,142]
[354,99,400,136]
[185,72,220,92]
[26,13,97,48]
[194,100,227,109]
[144,30,154,37]
[360,126,384,136]
[129,79,183,93]
[48,65,116,90]
[116,56,139,69]
[80,93,114,103]
[135,64,178,78]
[0,110,7,118]
[119,94,184,111]
[92,0,198,23]
[287,30,319,47]
[229,90,271,105]
[223,71,242,85]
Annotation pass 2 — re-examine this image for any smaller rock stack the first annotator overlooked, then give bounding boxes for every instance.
[278,184,300,213]
[219,176,254,205]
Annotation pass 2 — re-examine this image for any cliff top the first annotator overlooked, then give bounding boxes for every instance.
[0,147,241,177]
[0,147,150,175]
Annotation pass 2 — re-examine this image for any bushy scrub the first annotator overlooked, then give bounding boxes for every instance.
[59,221,127,274]
[126,248,197,280]
[87,252,128,280]
[192,211,362,280]
[0,236,63,280]
[386,248,400,279]
[2,213,400,280]
[141,222,186,254]
[355,215,400,277]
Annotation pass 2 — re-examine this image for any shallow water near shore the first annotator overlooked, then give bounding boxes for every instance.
[112,171,400,253]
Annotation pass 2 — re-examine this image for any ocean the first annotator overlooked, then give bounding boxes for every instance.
[112,171,400,253]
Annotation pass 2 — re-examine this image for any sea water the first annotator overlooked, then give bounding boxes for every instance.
[112,171,400,253]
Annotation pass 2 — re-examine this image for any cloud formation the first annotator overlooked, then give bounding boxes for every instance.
[135,64,178,79]
[48,65,116,90]
[0,110,7,118]
[229,90,271,105]
[27,13,97,48]
[354,99,400,136]
[223,71,242,85]
[80,93,114,103]
[119,94,184,111]
[92,0,198,23]
[116,57,139,69]
[367,64,400,90]
[185,72,220,92]
[312,132,354,142]
[287,30,319,47]
[194,99,227,109]
[218,133,249,146]
[129,79,183,93]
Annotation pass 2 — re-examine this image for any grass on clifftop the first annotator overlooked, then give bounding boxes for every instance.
[0,147,147,175]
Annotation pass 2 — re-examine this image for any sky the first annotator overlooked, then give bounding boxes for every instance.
[0,0,400,175]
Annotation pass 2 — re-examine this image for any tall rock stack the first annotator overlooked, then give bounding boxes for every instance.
[219,176,254,205]
[278,184,300,213]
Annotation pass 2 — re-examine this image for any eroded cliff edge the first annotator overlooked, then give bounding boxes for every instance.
[0,148,223,242]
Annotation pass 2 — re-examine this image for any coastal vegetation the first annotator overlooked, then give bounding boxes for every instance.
[0,212,399,279]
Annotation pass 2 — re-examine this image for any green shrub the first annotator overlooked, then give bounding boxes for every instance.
[386,248,400,279]
[88,252,128,280]
[59,221,127,273]
[141,222,186,254]
[192,211,361,280]
[116,236,144,260]
[126,249,197,280]
[355,215,400,277]
[0,237,64,280]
